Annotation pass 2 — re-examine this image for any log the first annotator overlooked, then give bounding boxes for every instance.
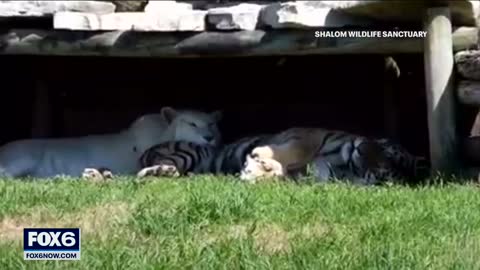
[457,80,480,106]
[0,28,423,57]
[455,50,480,80]
[423,7,458,173]
[0,27,476,57]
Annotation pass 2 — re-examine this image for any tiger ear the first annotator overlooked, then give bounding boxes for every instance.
[210,110,222,122]
[161,107,177,124]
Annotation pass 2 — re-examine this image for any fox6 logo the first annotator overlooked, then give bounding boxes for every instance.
[28,231,76,247]
[24,228,81,261]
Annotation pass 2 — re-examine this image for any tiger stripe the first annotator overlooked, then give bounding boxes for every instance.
[137,127,425,184]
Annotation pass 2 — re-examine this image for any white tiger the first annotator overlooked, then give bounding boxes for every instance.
[0,107,222,178]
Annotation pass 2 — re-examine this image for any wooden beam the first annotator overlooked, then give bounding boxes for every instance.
[0,27,475,57]
[423,7,458,173]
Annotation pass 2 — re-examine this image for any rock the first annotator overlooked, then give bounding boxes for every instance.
[207,3,264,30]
[455,50,480,80]
[261,1,374,29]
[0,1,115,16]
[54,11,206,31]
[204,1,274,10]
[260,0,480,29]
[54,12,99,30]
[452,26,479,52]
[457,80,480,106]
[182,1,211,10]
[110,0,148,12]
[336,0,479,26]
[144,1,193,13]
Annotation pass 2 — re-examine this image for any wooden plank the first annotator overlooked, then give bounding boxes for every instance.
[423,7,458,173]
[0,27,475,57]
[0,29,425,57]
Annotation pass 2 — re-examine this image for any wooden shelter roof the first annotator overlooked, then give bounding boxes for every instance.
[0,1,478,57]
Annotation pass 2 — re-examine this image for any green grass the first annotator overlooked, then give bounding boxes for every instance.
[0,176,479,269]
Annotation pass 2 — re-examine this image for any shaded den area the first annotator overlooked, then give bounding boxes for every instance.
[1,54,433,158]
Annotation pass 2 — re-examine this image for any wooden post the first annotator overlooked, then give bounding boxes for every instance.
[423,7,458,173]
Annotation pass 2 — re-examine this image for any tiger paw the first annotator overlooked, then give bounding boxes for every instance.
[137,164,180,178]
[98,167,114,179]
[82,168,113,182]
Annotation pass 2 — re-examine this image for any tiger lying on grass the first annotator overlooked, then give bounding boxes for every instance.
[240,134,427,185]
[1,106,222,178]
[141,128,425,185]
[84,127,426,185]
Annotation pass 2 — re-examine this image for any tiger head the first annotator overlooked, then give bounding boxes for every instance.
[129,107,223,154]
[161,107,223,147]
[250,145,275,159]
[239,154,285,183]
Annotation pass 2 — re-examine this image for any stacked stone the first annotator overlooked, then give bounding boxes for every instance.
[0,1,478,57]
[0,1,476,32]
[454,46,480,169]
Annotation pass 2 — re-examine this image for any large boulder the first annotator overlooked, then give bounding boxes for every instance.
[54,11,206,31]
[0,1,115,16]
[144,1,193,13]
[207,3,264,30]
[455,50,480,80]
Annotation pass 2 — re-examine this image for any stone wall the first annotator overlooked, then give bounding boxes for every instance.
[8,1,475,32]
[0,1,477,58]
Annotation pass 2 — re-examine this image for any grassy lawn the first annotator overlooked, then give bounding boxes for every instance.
[0,176,479,269]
